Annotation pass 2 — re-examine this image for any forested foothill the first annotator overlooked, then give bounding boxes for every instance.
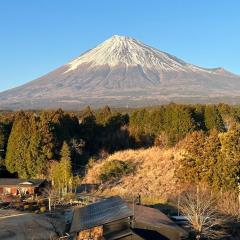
[1,103,240,193]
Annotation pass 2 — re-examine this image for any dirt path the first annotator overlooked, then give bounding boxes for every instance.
[0,210,65,240]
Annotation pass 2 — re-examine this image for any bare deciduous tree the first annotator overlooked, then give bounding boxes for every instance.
[43,187,60,212]
[179,187,228,240]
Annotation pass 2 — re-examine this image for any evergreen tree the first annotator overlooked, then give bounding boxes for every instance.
[219,128,240,190]
[49,160,62,194]
[204,105,225,132]
[177,128,240,191]
[59,142,72,193]
[5,112,31,178]
[201,129,221,187]
[129,105,198,147]
[96,105,112,125]
[0,120,12,165]
[81,106,94,119]
[5,110,80,178]
[177,131,206,184]
[162,105,197,146]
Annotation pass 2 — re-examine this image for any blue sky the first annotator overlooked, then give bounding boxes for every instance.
[0,0,239,92]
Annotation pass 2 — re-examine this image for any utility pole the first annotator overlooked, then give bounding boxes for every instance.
[237,178,240,217]
[131,196,136,229]
[85,166,88,193]
[76,165,88,193]
[177,195,180,216]
[0,149,4,166]
[238,185,240,217]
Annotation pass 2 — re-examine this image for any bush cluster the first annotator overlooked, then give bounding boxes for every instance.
[99,160,135,182]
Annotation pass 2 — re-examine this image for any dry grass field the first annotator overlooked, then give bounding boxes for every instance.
[85,147,186,203]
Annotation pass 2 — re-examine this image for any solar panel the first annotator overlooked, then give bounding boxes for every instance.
[70,196,133,233]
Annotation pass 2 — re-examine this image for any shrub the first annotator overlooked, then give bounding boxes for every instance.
[38,199,45,204]
[63,192,77,201]
[40,206,47,213]
[32,205,39,211]
[154,132,169,148]
[99,160,135,182]
[24,205,30,210]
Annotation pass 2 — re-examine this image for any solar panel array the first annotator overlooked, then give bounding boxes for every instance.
[70,196,133,233]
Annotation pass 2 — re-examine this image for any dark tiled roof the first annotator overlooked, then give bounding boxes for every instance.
[128,204,188,239]
[70,196,133,233]
[0,178,45,187]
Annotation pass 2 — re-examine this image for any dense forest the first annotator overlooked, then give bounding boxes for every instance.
[1,103,240,192]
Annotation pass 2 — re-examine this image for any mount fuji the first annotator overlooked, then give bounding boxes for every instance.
[1,35,240,109]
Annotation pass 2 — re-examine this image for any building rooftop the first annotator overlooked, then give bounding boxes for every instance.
[0,178,45,187]
[69,196,188,240]
[70,196,133,233]
[128,204,188,239]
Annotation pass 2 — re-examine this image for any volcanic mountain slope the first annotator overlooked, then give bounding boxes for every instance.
[1,35,240,109]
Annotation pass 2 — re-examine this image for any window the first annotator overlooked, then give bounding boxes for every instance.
[3,187,11,194]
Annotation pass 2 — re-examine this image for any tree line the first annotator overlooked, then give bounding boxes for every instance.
[1,103,240,192]
[129,103,229,147]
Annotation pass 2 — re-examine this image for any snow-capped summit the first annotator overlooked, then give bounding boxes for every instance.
[0,35,239,109]
[65,35,188,71]
[65,35,224,75]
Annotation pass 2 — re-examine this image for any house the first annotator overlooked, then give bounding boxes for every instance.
[70,197,133,240]
[69,196,188,240]
[0,178,46,196]
[128,203,188,240]
[70,196,133,240]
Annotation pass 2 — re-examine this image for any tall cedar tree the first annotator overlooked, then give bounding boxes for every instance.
[0,120,12,165]
[177,131,206,184]
[5,112,31,178]
[5,110,79,178]
[201,129,222,187]
[59,141,72,193]
[129,104,197,146]
[178,128,240,191]
[96,105,112,125]
[219,127,240,190]
[204,105,225,132]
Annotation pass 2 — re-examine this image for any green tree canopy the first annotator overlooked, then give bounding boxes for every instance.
[204,105,225,132]
[5,110,79,178]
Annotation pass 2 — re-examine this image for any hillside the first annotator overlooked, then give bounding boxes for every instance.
[1,35,240,109]
[85,147,185,203]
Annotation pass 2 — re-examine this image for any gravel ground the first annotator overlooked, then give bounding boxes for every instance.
[0,210,66,240]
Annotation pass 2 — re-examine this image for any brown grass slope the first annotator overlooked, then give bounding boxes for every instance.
[85,147,185,203]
